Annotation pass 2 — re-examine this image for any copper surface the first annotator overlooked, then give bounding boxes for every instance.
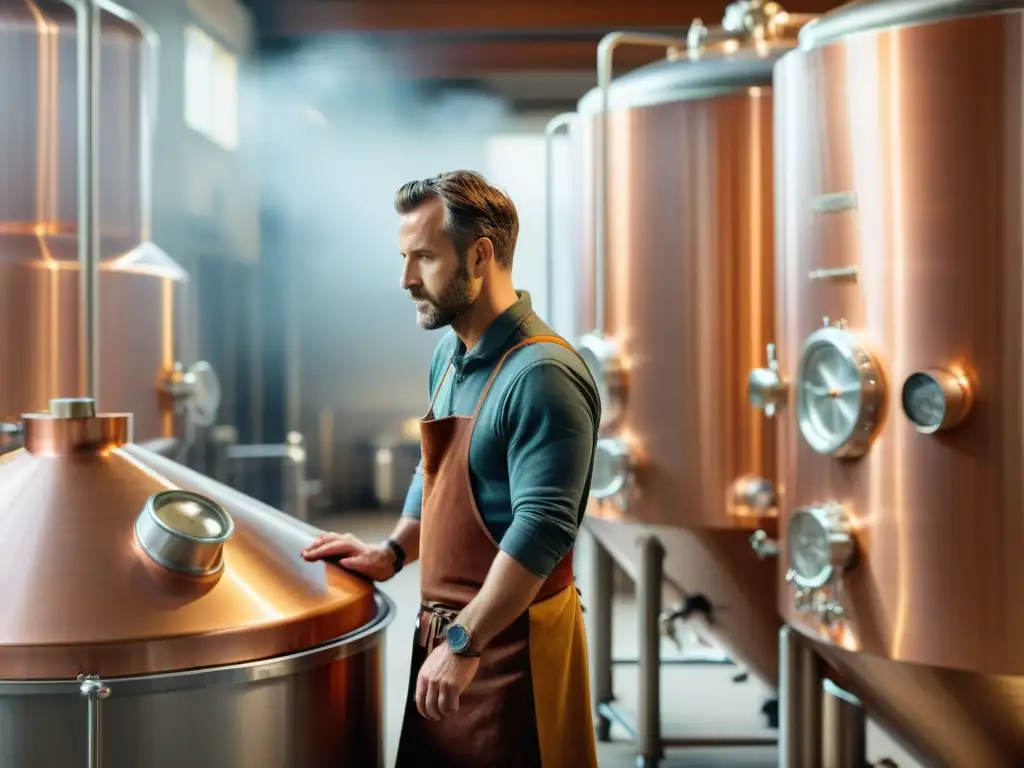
[586,511,780,687]
[773,8,1024,766]
[580,92,777,530]
[0,412,377,679]
[0,2,186,442]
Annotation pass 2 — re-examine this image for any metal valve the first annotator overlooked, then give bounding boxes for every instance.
[659,594,714,650]
[818,600,844,627]
[747,343,788,417]
[792,585,813,612]
[750,529,779,560]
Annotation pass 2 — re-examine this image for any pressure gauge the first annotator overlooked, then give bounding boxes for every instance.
[576,331,628,429]
[901,369,973,434]
[795,326,885,458]
[784,503,856,590]
[590,436,634,500]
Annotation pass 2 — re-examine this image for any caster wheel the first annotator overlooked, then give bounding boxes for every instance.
[635,757,659,768]
[761,697,779,729]
[596,716,611,742]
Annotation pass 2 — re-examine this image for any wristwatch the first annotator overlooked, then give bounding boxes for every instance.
[444,623,482,658]
[384,538,406,574]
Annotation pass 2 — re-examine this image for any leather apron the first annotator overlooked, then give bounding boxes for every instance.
[393,335,599,768]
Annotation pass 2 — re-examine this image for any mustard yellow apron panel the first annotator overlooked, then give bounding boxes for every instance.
[528,585,600,768]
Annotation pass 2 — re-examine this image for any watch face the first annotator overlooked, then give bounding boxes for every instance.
[445,623,471,653]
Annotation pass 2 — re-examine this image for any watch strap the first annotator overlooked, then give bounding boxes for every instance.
[384,538,406,574]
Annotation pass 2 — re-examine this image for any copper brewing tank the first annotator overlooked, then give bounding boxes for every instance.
[0,396,393,766]
[575,2,814,688]
[0,0,216,449]
[762,2,1024,765]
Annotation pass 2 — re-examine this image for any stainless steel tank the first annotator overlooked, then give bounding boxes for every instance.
[755,1,1024,765]
[0,0,217,448]
[576,1,814,688]
[0,396,393,767]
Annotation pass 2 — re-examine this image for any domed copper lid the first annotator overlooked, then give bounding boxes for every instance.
[0,398,378,679]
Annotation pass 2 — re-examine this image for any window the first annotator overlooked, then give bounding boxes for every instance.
[184,24,239,151]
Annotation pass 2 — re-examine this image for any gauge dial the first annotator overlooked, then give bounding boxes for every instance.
[901,369,972,434]
[795,327,884,458]
[785,504,856,590]
[576,332,627,428]
[786,510,830,586]
[902,373,945,431]
[590,437,633,500]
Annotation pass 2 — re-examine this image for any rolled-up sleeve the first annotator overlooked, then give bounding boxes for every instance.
[498,360,598,578]
[401,463,424,520]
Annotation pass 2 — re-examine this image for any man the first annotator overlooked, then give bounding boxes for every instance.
[302,170,601,767]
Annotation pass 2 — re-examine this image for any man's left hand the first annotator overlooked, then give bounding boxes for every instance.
[415,643,481,720]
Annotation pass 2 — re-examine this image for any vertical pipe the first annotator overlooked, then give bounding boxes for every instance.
[779,625,823,768]
[543,112,575,326]
[636,533,665,766]
[78,674,110,768]
[75,0,101,402]
[822,679,867,768]
[579,526,614,741]
[593,33,687,335]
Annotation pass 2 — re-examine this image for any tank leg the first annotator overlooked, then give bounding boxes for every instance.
[779,625,823,768]
[636,534,665,768]
[580,525,614,741]
[822,680,867,768]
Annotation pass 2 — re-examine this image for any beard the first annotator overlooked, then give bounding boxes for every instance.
[410,270,475,331]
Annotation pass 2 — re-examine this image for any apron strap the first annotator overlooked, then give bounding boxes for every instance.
[470,334,575,420]
[425,360,454,416]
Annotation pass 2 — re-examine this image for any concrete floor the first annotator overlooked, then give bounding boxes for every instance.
[322,511,918,768]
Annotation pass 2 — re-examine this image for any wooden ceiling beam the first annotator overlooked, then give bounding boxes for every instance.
[363,38,674,78]
[273,0,841,37]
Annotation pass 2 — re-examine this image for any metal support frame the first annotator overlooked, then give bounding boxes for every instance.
[581,527,777,767]
[211,426,311,521]
[823,679,867,768]
[779,625,824,767]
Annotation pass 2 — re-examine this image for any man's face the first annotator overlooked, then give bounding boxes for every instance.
[398,198,476,330]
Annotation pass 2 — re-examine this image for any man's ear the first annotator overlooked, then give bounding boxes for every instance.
[469,237,495,274]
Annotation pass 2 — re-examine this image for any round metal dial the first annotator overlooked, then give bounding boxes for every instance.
[901,369,972,434]
[796,327,884,457]
[576,331,626,428]
[902,373,945,431]
[784,504,856,590]
[590,437,633,500]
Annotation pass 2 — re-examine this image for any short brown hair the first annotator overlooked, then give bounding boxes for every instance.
[394,170,519,269]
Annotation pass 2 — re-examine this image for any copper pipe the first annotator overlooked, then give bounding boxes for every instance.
[543,112,575,325]
[594,32,688,334]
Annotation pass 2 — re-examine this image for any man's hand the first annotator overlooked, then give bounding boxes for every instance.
[301,533,396,581]
[416,643,481,720]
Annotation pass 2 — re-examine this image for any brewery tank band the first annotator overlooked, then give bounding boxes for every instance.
[763,1,1024,765]
[572,1,814,691]
[0,0,218,448]
[0,397,394,767]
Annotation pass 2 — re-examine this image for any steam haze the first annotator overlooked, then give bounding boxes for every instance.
[241,36,512,503]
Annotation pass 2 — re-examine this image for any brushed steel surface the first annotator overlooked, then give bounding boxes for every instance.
[579,89,777,529]
[0,616,389,768]
[0,2,186,441]
[775,7,1024,766]
[0,410,379,678]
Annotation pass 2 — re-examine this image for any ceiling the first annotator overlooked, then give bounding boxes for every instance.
[244,1,843,109]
